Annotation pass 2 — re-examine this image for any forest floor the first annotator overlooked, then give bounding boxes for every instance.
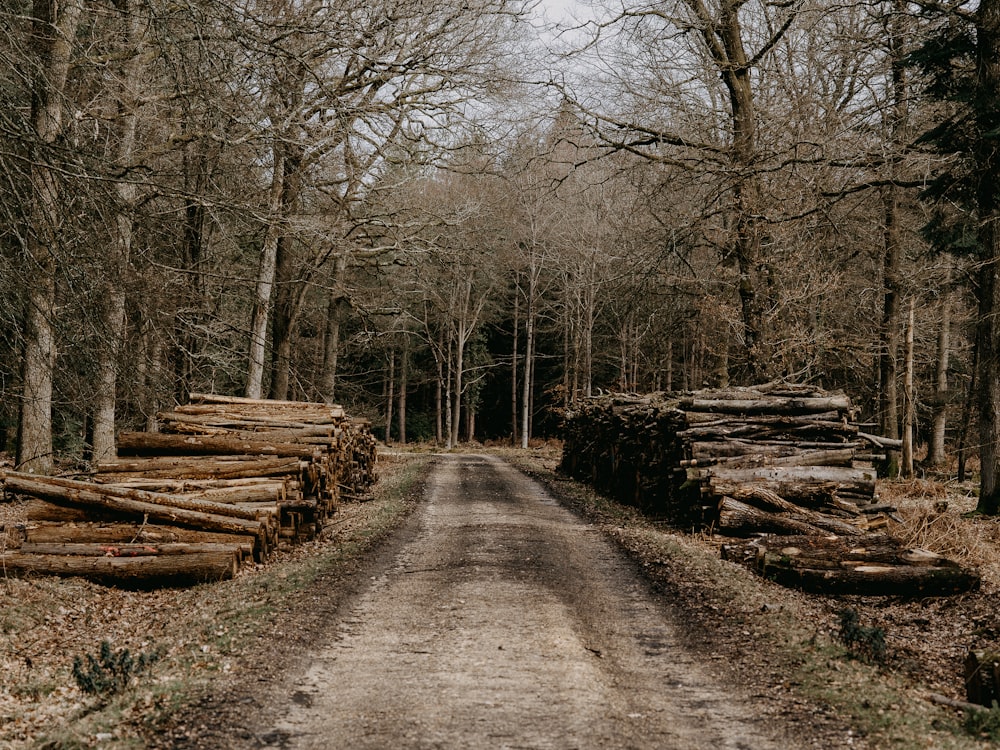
[1,446,999,748]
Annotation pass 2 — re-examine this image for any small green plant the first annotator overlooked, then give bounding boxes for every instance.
[71,641,160,699]
[837,608,887,665]
[964,702,1000,741]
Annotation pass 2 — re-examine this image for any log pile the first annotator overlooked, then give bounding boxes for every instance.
[721,534,979,597]
[0,394,378,588]
[102,393,377,542]
[561,384,979,596]
[559,384,871,526]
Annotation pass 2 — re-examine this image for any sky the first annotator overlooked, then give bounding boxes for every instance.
[535,0,584,24]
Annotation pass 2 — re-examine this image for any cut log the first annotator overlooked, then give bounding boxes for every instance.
[95,455,303,480]
[760,560,980,596]
[0,549,238,586]
[4,473,273,560]
[6,472,263,522]
[188,392,344,414]
[107,478,293,492]
[19,541,244,557]
[116,432,320,458]
[722,489,865,536]
[752,535,980,596]
[23,521,255,556]
[717,497,842,537]
[25,499,121,522]
[685,443,858,467]
[678,395,851,414]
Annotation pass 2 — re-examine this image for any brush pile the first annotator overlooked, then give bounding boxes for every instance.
[0,394,377,587]
[560,384,979,596]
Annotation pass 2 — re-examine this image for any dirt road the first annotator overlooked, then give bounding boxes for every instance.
[254,454,792,749]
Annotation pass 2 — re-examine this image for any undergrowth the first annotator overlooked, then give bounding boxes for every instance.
[837,608,888,665]
[72,641,161,700]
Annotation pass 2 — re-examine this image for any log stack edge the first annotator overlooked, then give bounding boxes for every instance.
[0,394,377,588]
[560,383,979,596]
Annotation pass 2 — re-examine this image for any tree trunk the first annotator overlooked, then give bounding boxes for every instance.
[975,0,1000,514]
[435,327,444,445]
[520,278,535,449]
[320,253,349,404]
[758,549,979,596]
[511,286,519,445]
[246,149,285,399]
[17,0,84,474]
[901,297,916,477]
[929,277,952,468]
[397,336,408,445]
[385,347,395,444]
[879,1,909,459]
[267,142,306,401]
[92,1,145,464]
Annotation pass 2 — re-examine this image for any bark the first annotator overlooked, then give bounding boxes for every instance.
[878,0,910,445]
[385,348,395,444]
[320,253,349,403]
[880,184,903,444]
[22,521,255,554]
[975,0,1000,513]
[511,287,519,446]
[928,277,953,467]
[5,472,265,522]
[92,1,146,463]
[96,455,303,480]
[17,0,84,474]
[684,0,767,377]
[397,336,408,445]
[901,297,916,477]
[520,275,535,449]
[0,550,238,586]
[678,395,851,414]
[246,148,285,399]
[758,552,979,596]
[116,432,319,458]
[173,139,213,403]
[716,497,861,537]
[268,142,306,401]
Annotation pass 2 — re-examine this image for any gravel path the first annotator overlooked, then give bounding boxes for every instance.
[257,453,792,749]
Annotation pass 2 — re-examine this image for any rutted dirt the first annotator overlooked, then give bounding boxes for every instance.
[241,454,794,749]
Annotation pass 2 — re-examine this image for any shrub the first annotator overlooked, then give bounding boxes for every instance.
[837,608,887,665]
[71,641,160,699]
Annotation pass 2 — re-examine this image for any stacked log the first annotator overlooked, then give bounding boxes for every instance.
[0,472,257,585]
[721,534,980,596]
[559,384,869,525]
[561,384,979,595]
[0,394,378,588]
[103,393,378,543]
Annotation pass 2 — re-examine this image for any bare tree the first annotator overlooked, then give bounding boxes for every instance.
[17,0,84,473]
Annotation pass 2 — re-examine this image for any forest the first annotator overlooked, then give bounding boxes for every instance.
[1,0,1000,503]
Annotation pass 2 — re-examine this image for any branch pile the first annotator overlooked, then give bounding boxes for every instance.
[560,384,978,596]
[1,394,377,587]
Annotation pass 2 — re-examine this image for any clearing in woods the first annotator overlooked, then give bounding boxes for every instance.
[246,453,799,749]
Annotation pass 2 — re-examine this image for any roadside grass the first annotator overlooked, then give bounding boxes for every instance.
[498,446,989,750]
[1,451,430,750]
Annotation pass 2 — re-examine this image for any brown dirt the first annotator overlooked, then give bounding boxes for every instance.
[1,449,997,749]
